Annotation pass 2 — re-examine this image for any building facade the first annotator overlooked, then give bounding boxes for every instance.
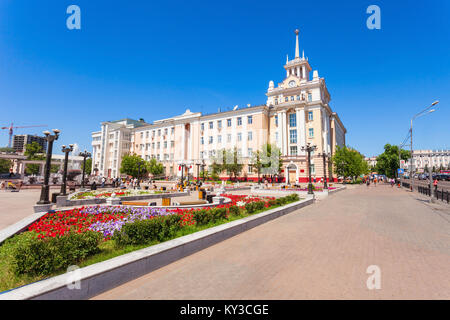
[91,31,347,183]
[13,134,47,154]
[405,149,450,172]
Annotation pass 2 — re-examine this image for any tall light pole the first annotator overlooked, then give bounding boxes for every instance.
[79,150,91,189]
[60,144,74,196]
[410,100,439,192]
[301,143,317,194]
[37,129,60,205]
[319,151,330,189]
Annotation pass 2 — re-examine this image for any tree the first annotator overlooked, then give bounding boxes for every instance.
[260,143,282,180]
[148,158,164,177]
[223,147,243,181]
[331,145,368,180]
[210,149,227,177]
[0,159,11,174]
[120,154,148,178]
[0,147,15,153]
[24,142,45,160]
[82,158,92,175]
[250,150,262,183]
[375,144,410,178]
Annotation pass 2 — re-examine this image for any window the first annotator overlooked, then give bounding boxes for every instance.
[290,130,297,143]
[227,134,232,142]
[247,115,253,124]
[152,130,155,137]
[140,132,143,139]
[310,164,315,174]
[248,131,253,141]
[308,93,312,102]
[227,119,232,127]
[152,142,155,149]
[309,128,314,138]
[296,95,300,100]
[275,115,278,126]
[146,131,149,138]
[308,111,313,121]
[218,135,222,143]
[201,137,204,145]
[218,120,222,129]
[171,127,175,134]
[209,136,213,144]
[289,113,297,127]
[248,148,253,157]
[209,122,213,129]
[237,133,242,141]
[170,141,174,148]
[158,129,161,136]
[164,128,168,135]
[157,142,160,148]
[290,146,298,156]
[163,141,167,149]
[290,96,294,101]
[237,117,242,126]
[275,132,278,143]
[275,98,278,105]
[201,123,205,131]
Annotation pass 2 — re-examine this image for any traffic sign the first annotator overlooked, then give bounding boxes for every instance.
[397,168,404,175]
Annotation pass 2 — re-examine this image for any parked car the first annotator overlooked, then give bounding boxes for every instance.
[436,174,450,181]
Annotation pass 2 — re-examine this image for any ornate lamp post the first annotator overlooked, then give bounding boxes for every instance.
[319,151,330,189]
[60,144,74,196]
[301,143,317,194]
[201,160,206,182]
[37,129,60,205]
[79,150,91,189]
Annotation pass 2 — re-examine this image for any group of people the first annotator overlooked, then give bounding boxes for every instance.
[0,180,23,191]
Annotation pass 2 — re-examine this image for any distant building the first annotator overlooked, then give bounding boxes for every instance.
[12,134,47,153]
[365,157,377,168]
[404,149,450,172]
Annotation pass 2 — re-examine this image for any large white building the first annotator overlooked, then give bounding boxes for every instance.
[406,149,450,172]
[91,30,347,183]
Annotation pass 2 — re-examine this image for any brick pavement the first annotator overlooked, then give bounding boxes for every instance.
[94,184,450,300]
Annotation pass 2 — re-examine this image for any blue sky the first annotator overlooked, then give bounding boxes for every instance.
[0,0,449,157]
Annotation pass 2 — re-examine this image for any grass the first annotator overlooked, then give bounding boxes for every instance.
[0,199,300,293]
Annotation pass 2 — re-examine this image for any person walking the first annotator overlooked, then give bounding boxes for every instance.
[433,178,438,195]
[366,178,370,187]
[374,177,377,187]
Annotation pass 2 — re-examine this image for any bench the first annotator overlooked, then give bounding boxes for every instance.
[174,200,207,206]
[121,201,151,206]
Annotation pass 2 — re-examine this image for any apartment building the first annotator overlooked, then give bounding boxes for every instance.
[91,30,347,182]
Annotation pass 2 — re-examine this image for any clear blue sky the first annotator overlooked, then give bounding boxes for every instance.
[0,0,449,156]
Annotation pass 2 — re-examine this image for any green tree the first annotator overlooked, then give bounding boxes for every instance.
[250,150,263,183]
[260,143,282,180]
[223,147,243,181]
[24,142,45,160]
[0,159,12,174]
[375,144,410,178]
[148,158,164,177]
[0,147,15,153]
[210,149,227,177]
[82,158,92,175]
[120,154,148,178]
[331,145,367,180]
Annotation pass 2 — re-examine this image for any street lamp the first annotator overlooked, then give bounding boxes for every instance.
[79,150,91,189]
[319,151,330,189]
[36,129,60,205]
[201,160,206,182]
[60,144,74,196]
[301,143,317,194]
[410,100,439,192]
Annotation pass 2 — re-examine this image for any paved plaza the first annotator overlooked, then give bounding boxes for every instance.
[93,185,450,300]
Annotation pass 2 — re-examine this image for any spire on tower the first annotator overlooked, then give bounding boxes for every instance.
[295,29,300,58]
[286,54,289,64]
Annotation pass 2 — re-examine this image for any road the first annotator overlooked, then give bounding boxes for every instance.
[93,184,450,300]
[402,178,450,192]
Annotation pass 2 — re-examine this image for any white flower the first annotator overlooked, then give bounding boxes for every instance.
[236,201,246,207]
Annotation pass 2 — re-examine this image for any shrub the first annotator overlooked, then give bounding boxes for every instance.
[192,209,211,226]
[228,205,240,216]
[211,207,227,221]
[285,193,299,202]
[11,231,102,276]
[244,202,256,214]
[268,199,277,207]
[254,201,265,211]
[113,214,181,246]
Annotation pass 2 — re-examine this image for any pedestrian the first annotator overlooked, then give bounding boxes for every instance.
[374,177,377,187]
[101,176,106,188]
[390,178,394,187]
[433,178,438,193]
[366,178,370,187]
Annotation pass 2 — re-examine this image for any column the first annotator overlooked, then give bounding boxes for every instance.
[298,108,306,155]
[302,66,306,79]
[280,111,288,156]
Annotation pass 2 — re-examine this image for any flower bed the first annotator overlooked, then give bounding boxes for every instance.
[68,189,157,200]
[0,193,300,292]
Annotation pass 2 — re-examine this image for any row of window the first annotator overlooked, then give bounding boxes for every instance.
[200,148,254,159]
[274,93,312,105]
[140,127,175,139]
[201,132,253,145]
[201,116,253,131]
[137,141,175,150]
[274,111,314,127]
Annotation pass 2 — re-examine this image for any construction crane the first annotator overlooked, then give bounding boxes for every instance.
[1,123,48,148]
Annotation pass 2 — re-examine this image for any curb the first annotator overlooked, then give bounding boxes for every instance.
[0,197,314,300]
